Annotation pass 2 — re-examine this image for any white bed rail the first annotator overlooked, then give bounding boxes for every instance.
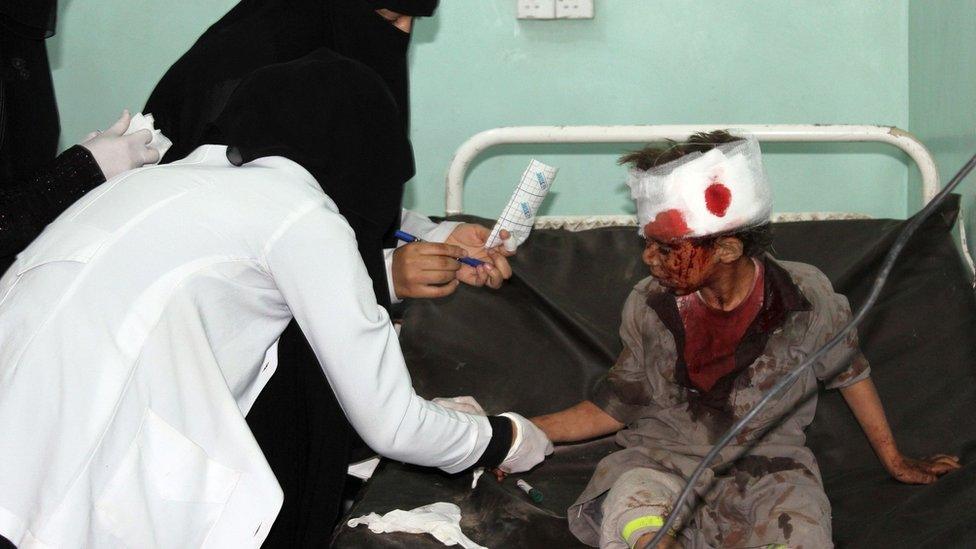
[444,124,975,282]
[445,124,940,218]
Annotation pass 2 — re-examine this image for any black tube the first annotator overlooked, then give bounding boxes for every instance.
[647,151,976,548]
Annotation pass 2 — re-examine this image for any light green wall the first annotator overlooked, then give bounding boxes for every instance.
[51,1,911,220]
[409,1,910,219]
[49,0,237,146]
[908,0,976,261]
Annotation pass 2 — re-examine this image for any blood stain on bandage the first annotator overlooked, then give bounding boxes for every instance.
[705,182,731,217]
[643,209,691,240]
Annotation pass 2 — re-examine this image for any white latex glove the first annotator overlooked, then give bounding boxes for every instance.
[497,412,553,474]
[124,112,173,161]
[80,110,160,180]
[432,396,486,416]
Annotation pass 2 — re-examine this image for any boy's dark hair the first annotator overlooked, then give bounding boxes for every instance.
[691,223,773,258]
[622,130,772,257]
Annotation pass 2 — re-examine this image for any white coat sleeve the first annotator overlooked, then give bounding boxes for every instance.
[264,204,491,473]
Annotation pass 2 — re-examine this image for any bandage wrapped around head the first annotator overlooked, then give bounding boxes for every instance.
[627,135,771,241]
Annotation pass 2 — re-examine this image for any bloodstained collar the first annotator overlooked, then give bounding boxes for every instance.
[645,255,812,412]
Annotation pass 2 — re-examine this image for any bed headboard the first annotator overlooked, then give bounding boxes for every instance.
[445,124,939,224]
[444,124,974,276]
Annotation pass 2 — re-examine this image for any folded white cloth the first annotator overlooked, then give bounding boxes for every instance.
[471,467,485,489]
[347,457,381,480]
[125,112,173,163]
[347,502,488,549]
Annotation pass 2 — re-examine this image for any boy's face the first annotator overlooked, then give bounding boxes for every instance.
[642,237,718,295]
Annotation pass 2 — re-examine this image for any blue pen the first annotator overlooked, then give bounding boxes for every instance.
[394,230,485,267]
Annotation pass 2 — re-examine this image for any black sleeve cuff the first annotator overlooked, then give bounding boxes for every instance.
[42,145,107,199]
[474,415,513,469]
[0,146,106,259]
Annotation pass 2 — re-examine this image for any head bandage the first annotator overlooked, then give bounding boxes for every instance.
[627,135,771,240]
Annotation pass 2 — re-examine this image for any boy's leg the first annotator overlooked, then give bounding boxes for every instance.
[633,532,683,549]
[703,456,832,548]
[599,467,689,549]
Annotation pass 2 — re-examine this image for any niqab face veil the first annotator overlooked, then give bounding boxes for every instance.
[145,0,438,162]
[211,48,414,311]
[0,0,57,39]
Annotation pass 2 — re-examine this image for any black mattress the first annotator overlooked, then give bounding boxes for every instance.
[333,195,976,548]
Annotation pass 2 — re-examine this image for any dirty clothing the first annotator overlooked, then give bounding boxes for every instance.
[569,256,870,548]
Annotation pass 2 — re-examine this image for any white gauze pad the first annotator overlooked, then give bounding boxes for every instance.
[347,502,487,549]
[124,112,173,164]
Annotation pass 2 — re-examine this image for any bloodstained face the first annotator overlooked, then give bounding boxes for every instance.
[642,232,718,295]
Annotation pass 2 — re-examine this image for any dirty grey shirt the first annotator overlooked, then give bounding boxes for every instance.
[569,258,869,546]
[592,256,870,460]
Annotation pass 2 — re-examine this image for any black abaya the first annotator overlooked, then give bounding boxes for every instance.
[143,4,442,546]
[207,47,415,548]
[245,322,352,546]
[0,146,105,271]
[0,2,60,186]
[0,3,106,276]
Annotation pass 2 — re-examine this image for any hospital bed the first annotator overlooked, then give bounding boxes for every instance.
[333,125,976,548]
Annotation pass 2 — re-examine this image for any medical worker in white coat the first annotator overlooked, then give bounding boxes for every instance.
[0,49,551,548]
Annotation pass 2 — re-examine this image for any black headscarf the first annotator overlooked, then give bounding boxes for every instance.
[145,0,438,162]
[209,48,413,310]
[363,0,438,16]
[0,0,57,39]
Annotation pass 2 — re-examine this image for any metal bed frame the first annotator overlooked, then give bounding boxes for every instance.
[444,124,975,274]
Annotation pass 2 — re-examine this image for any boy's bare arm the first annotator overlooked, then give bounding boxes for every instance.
[532,400,625,443]
[841,377,961,483]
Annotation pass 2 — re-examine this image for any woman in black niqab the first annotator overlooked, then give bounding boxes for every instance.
[146,4,439,544]
[145,0,438,162]
[210,47,413,304]
[207,47,413,547]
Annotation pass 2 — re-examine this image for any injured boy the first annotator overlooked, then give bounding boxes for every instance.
[530,131,960,548]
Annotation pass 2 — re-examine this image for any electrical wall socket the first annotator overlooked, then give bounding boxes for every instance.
[555,0,594,19]
[517,0,556,20]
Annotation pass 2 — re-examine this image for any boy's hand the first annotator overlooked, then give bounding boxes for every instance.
[840,378,961,485]
[885,453,961,484]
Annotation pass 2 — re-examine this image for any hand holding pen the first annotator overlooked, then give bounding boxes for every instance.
[391,225,514,299]
[440,224,515,291]
[395,230,485,267]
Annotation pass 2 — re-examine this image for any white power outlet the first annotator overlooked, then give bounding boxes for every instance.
[555,0,594,19]
[518,0,556,19]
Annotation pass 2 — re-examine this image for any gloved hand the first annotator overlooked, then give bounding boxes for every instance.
[497,412,553,474]
[432,396,486,416]
[80,110,160,180]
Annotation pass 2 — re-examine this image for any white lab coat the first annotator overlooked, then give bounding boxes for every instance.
[0,145,491,548]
